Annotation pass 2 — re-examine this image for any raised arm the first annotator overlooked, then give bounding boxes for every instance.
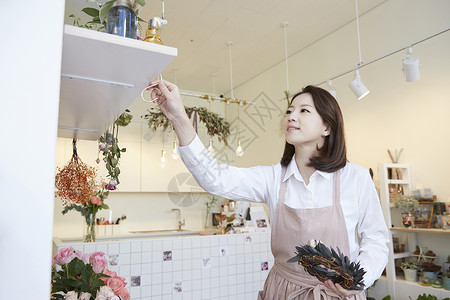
[151,80,196,146]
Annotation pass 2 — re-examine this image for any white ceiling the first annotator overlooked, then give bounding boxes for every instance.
[65,0,386,94]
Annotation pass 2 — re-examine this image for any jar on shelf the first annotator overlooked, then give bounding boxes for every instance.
[106,0,137,39]
[144,17,163,44]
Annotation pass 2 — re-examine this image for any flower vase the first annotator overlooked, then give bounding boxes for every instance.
[219,227,225,235]
[83,212,97,242]
[403,269,417,282]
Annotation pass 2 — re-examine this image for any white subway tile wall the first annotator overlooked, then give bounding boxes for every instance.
[56,232,273,300]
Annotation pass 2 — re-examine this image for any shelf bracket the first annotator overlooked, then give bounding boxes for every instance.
[61,73,135,88]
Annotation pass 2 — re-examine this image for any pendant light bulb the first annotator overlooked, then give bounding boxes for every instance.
[171,141,178,159]
[160,149,167,167]
[207,139,216,156]
[235,140,244,157]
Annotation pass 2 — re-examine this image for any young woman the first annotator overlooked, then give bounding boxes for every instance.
[150,80,389,299]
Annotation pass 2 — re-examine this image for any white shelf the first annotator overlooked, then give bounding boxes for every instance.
[393,252,412,259]
[387,179,410,184]
[390,227,450,234]
[58,25,177,140]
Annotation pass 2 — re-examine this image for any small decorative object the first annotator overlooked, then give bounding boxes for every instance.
[106,0,137,38]
[420,261,441,280]
[51,247,130,300]
[287,241,366,290]
[142,106,231,147]
[394,195,419,212]
[144,17,163,44]
[204,196,218,228]
[401,260,418,282]
[402,211,414,228]
[69,0,146,34]
[214,212,235,234]
[56,140,113,242]
[443,272,450,291]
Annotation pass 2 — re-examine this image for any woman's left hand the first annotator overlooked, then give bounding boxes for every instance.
[323,280,361,299]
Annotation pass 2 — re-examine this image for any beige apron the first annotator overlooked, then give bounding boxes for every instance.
[258,167,365,300]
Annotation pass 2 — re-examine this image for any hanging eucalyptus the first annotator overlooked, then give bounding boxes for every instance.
[142,106,231,146]
[97,109,133,189]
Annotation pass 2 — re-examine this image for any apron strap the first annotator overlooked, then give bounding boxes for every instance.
[333,170,340,205]
[278,166,288,204]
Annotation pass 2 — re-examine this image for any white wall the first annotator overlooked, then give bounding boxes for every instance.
[233,0,450,199]
[0,1,64,299]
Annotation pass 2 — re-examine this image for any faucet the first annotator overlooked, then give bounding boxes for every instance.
[171,208,185,231]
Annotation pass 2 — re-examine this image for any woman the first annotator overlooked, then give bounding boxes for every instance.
[151,80,389,299]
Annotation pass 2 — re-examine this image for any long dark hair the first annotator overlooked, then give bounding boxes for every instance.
[280,85,347,173]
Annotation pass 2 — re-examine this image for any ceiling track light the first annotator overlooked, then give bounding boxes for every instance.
[327,80,337,99]
[402,46,420,82]
[349,0,370,100]
[349,69,370,100]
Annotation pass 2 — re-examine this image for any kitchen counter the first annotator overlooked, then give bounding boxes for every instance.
[53,231,273,300]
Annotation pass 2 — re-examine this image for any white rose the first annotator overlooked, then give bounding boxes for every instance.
[80,292,91,300]
[64,291,78,300]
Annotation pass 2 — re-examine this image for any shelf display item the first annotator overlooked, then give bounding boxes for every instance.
[144,17,163,44]
[106,0,137,39]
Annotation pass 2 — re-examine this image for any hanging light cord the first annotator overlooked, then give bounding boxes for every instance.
[355,0,362,66]
[228,42,234,99]
[283,22,290,92]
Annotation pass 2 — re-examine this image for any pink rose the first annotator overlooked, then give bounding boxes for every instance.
[53,247,78,265]
[64,291,78,300]
[101,268,117,278]
[81,253,91,264]
[106,276,127,294]
[79,292,91,300]
[89,252,107,273]
[90,196,103,205]
[116,287,130,300]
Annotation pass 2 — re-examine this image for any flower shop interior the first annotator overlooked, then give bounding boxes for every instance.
[2,0,450,299]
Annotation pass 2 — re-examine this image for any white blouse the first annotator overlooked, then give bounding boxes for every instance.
[178,135,389,288]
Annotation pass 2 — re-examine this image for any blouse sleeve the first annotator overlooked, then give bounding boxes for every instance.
[356,171,390,288]
[177,135,278,203]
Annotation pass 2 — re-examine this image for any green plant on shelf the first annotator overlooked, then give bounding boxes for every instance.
[401,260,419,270]
[394,195,419,211]
[69,0,147,31]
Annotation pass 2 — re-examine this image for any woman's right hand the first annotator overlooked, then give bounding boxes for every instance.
[150,79,188,122]
[150,79,196,146]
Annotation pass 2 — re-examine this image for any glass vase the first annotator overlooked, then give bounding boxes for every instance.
[83,212,97,243]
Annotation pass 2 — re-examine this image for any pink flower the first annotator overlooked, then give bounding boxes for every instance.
[90,196,103,205]
[99,144,106,150]
[116,287,130,300]
[106,276,127,294]
[90,252,107,273]
[53,247,78,265]
[64,291,78,300]
[102,268,117,278]
[81,253,91,264]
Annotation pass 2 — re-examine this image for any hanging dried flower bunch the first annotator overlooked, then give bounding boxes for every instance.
[55,139,98,205]
[142,106,231,146]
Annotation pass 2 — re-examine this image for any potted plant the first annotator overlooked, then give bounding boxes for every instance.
[401,260,419,282]
[394,195,419,211]
[444,271,450,291]
[419,261,441,280]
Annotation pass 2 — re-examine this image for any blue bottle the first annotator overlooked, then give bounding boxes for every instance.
[106,0,137,39]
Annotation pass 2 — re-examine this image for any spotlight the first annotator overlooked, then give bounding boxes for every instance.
[348,70,369,100]
[327,80,337,99]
